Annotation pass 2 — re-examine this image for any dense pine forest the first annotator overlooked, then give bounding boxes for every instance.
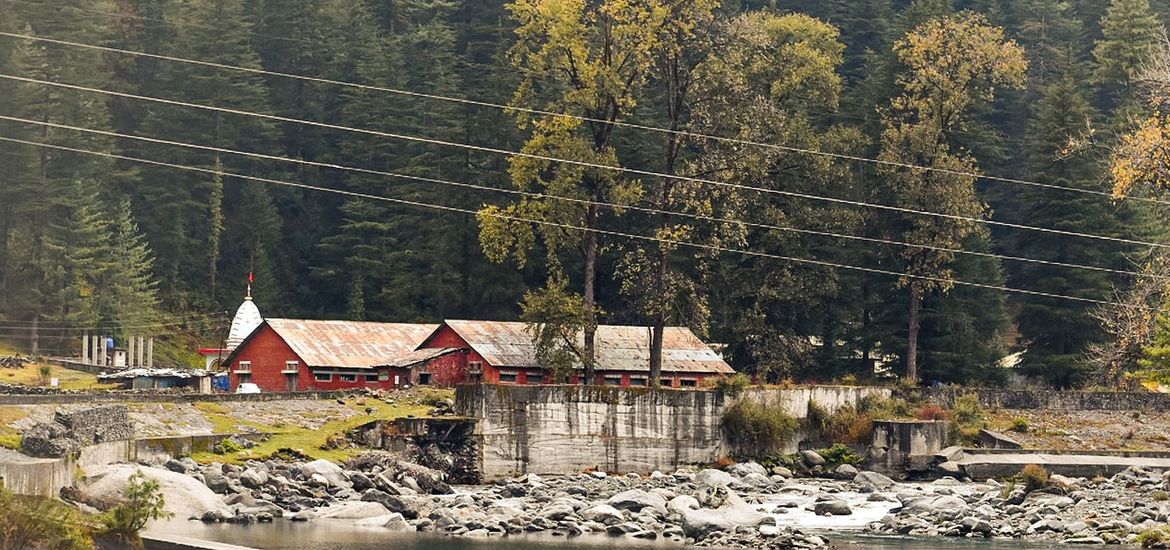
[3,0,1170,387]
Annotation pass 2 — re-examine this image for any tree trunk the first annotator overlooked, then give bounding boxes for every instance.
[583,203,598,384]
[906,286,921,383]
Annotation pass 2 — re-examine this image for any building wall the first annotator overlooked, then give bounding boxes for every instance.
[229,325,303,392]
[419,325,727,388]
[229,326,408,392]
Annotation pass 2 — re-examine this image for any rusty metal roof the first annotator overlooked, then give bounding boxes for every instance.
[435,320,734,374]
[377,347,462,368]
[265,319,437,369]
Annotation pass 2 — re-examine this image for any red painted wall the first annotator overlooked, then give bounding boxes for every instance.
[417,324,724,387]
[229,325,411,392]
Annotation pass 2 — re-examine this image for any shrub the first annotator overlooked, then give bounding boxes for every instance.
[817,443,862,467]
[1009,417,1029,433]
[0,484,93,550]
[1138,526,1170,548]
[98,471,172,549]
[712,373,752,398]
[857,396,914,419]
[721,400,798,458]
[1154,491,1170,502]
[1020,464,1049,492]
[37,365,52,386]
[713,456,735,469]
[213,438,242,454]
[914,403,950,421]
[950,394,985,426]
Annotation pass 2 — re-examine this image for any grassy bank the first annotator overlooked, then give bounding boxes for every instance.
[189,389,449,465]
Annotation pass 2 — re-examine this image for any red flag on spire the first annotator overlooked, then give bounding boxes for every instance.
[248,272,254,283]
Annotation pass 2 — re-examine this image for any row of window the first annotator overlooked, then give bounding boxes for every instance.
[496,371,698,387]
[235,360,390,384]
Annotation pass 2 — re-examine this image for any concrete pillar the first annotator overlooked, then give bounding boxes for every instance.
[91,336,99,366]
[98,337,107,368]
[127,336,135,367]
[137,335,145,368]
[146,337,154,368]
[82,333,90,364]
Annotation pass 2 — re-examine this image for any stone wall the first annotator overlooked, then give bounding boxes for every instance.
[455,384,886,480]
[903,387,1170,412]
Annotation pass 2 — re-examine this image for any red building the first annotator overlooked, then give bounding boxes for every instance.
[224,319,435,392]
[391,320,734,388]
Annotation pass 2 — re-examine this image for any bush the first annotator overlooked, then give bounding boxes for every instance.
[950,394,985,425]
[712,373,752,398]
[1138,526,1170,548]
[37,365,52,386]
[914,403,950,421]
[857,396,914,419]
[98,471,172,549]
[721,400,798,458]
[1020,464,1049,493]
[1010,417,1029,433]
[0,484,93,550]
[816,443,862,467]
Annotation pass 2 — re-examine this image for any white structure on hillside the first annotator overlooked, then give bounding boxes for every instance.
[198,284,264,370]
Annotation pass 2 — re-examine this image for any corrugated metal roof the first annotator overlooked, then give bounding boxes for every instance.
[438,320,734,374]
[378,347,462,368]
[266,319,436,369]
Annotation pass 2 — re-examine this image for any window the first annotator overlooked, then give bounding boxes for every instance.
[237,361,251,373]
[418,373,432,385]
[238,373,252,384]
[629,377,647,387]
[282,361,299,373]
[603,376,622,386]
[680,378,697,387]
[365,374,378,383]
[340,374,358,383]
[659,378,674,388]
[468,360,483,372]
[378,371,390,381]
[526,372,544,385]
[499,371,518,383]
[314,372,333,382]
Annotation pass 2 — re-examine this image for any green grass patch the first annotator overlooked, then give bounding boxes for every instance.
[0,405,28,449]
[190,390,447,465]
[0,362,118,391]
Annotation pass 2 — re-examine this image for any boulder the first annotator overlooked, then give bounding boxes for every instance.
[813,499,853,516]
[800,450,826,466]
[536,503,576,521]
[854,471,896,489]
[728,462,768,478]
[240,469,268,489]
[667,495,700,516]
[315,501,397,520]
[360,489,428,519]
[581,504,625,525]
[383,460,451,495]
[82,465,223,519]
[382,513,412,532]
[201,468,230,494]
[898,493,969,519]
[607,489,667,515]
[833,464,860,479]
[299,460,350,488]
[695,469,736,487]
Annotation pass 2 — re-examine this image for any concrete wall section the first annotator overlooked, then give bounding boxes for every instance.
[456,384,886,480]
[0,449,73,498]
[904,387,1170,412]
[458,385,728,479]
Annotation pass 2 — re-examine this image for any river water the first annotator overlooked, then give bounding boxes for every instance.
[154,519,1069,550]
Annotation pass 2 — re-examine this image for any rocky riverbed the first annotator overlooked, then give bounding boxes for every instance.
[72,452,1170,548]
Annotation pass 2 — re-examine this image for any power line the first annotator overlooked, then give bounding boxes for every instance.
[0,134,1141,309]
[0,29,1162,207]
[3,72,1168,252]
[3,113,1161,282]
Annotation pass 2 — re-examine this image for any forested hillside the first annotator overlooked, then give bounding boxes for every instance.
[1,0,1168,387]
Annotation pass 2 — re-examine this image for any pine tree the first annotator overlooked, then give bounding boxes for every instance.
[1093,0,1161,85]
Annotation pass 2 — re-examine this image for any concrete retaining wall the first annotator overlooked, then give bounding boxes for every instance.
[904,387,1170,412]
[455,384,886,480]
[0,450,73,497]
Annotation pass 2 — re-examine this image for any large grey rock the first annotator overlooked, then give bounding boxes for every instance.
[728,462,768,478]
[240,469,268,489]
[854,471,896,489]
[360,489,428,519]
[607,489,667,515]
[299,460,350,488]
[833,464,860,479]
[695,469,736,487]
[667,495,700,516]
[813,499,853,516]
[800,450,826,466]
[581,504,625,525]
[382,460,452,495]
[382,513,412,532]
[315,501,397,520]
[898,493,970,519]
[82,465,224,519]
[536,503,576,521]
[201,468,230,494]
